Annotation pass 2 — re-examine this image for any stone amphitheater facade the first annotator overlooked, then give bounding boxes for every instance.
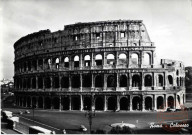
[14,20,185,111]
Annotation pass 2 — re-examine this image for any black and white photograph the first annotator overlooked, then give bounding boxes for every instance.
[1,0,192,134]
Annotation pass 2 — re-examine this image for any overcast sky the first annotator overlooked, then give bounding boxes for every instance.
[0,0,192,80]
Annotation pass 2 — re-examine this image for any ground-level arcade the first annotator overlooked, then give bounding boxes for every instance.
[15,91,185,112]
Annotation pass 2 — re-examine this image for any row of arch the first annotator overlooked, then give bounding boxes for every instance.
[15,73,185,90]
[15,94,183,111]
[15,52,153,72]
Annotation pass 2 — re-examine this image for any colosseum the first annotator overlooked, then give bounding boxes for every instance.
[14,20,185,112]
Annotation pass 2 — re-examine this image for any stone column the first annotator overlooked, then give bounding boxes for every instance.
[80,95,83,111]
[80,74,83,91]
[59,96,62,111]
[141,72,144,90]
[129,73,132,89]
[42,77,45,90]
[36,97,38,108]
[116,51,119,66]
[117,96,120,111]
[152,72,155,90]
[153,95,157,111]
[104,96,107,111]
[104,74,107,90]
[42,97,45,109]
[69,96,72,110]
[50,97,53,110]
[142,95,145,111]
[92,95,95,110]
[116,73,119,91]
[59,75,61,91]
[91,74,95,91]
[102,32,105,47]
[36,76,38,90]
[50,77,53,91]
[42,58,45,70]
[103,52,106,66]
[164,94,167,110]
[69,74,72,91]
[80,54,83,69]
[91,53,95,67]
[130,95,132,111]
[174,94,176,109]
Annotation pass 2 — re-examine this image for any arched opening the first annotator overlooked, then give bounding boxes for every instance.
[64,57,69,68]
[95,54,102,66]
[27,97,31,107]
[177,95,180,104]
[74,55,79,68]
[107,54,115,65]
[72,75,80,88]
[72,96,80,110]
[107,96,116,110]
[107,75,116,87]
[144,75,152,87]
[176,70,179,76]
[83,74,91,87]
[55,58,60,69]
[32,60,37,70]
[157,96,164,109]
[158,75,163,86]
[143,53,151,65]
[120,75,127,87]
[45,77,51,88]
[95,97,104,110]
[44,97,51,109]
[132,74,141,87]
[53,97,60,109]
[132,96,142,110]
[23,97,26,107]
[95,75,103,87]
[168,96,174,109]
[145,97,152,110]
[27,78,31,89]
[38,59,43,70]
[83,97,92,110]
[32,78,36,89]
[120,97,129,110]
[23,79,27,89]
[53,76,59,88]
[38,97,43,108]
[47,58,52,69]
[61,76,69,88]
[63,97,69,110]
[32,97,36,107]
[38,77,43,89]
[180,77,182,86]
[118,53,127,65]
[177,77,179,86]
[28,61,31,71]
[84,55,91,67]
[131,53,139,65]
[168,75,173,85]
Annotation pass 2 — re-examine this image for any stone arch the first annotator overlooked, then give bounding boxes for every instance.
[74,55,79,68]
[53,97,60,109]
[118,53,127,65]
[27,97,31,107]
[38,77,43,89]
[107,96,116,110]
[32,77,36,89]
[131,53,139,65]
[158,75,163,86]
[63,96,69,110]
[145,97,152,110]
[45,77,51,88]
[132,74,141,87]
[95,75,103,87]
[144,74,152,87]
[107,75,116,87]
[95,97,104,110]
[120,75,127,87]
[84,55,91,67]
[71,96,80,110]
[168,75,173,85]
[157,96,164,109]
[143,53,151,65]
[72,75,80,88]
[95,54,103,66]
[83,74,92,87]
[44,97,51,109]
[132,96,142,110]
[120,97,129,110]
[64,57,69,68]
[83,96,92,110]
[106,53,115,65]
[61,76,69,88]
[168,96,174,109]
[53,76,59,88]
[38,97,43,108]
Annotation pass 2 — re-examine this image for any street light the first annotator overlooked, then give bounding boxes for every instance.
[85,109,96,134]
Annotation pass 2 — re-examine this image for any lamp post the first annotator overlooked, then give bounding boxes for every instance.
[85,109,96,134]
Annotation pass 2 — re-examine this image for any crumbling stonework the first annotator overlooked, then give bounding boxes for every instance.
[14,20,185,111]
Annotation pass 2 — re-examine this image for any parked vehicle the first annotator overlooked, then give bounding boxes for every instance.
[80,125,87,132]
[2,111,13,121]
[25,110,30,114]
[29,126,53,134]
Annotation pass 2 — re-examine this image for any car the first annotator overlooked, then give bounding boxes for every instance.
[80,125,87,132]
[18,111,23,115]
[25,110,30,114]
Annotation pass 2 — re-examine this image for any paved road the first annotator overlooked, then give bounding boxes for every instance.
[2,107,192,134]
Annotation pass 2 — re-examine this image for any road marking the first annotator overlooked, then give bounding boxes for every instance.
[19,116,60,131]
